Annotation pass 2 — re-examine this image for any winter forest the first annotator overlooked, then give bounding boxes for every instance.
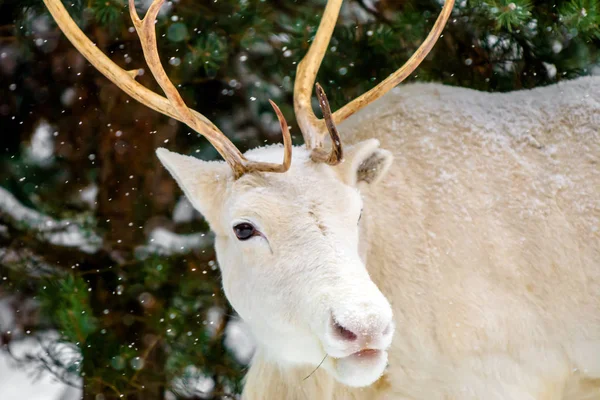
[1,0,599,399]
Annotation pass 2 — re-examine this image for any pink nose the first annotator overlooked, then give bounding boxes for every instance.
[327,312,394,351]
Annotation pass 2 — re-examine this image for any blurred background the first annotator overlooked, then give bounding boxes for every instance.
[0,0,599,399]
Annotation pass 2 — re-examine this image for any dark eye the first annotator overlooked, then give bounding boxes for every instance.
[233,223,257,241]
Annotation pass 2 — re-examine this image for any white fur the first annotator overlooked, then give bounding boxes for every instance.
[157,76,600,399]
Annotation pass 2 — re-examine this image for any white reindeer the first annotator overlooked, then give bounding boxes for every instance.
[44,0,600,398]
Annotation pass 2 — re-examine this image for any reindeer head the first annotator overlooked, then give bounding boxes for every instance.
[44,0,454,387]
[156,138,395,386]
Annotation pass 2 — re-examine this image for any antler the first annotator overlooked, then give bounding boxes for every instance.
[295,0,455,153]
[43,0,292,179]
[311,84,343,165]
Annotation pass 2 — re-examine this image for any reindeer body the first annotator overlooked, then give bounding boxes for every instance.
[243,77,600,399]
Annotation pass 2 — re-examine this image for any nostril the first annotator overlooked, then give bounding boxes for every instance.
[332,318,358,341]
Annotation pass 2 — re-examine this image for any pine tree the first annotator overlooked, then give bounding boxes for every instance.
[0,0,599,399]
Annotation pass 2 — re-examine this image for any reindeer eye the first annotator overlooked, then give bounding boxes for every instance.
[233,223,257,241]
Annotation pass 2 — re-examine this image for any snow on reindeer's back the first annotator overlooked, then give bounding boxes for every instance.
[342,76,600,234]
[342,76,600,151]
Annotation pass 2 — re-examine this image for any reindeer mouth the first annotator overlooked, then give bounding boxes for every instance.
[353,348,381,358]
[328,348,389,387]
[338,348,385,364]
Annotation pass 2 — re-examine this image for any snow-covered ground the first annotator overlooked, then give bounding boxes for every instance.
[0,345,80,400]
[0,297,79,399]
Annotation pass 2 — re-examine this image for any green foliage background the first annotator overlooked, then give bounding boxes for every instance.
[0,0,599,399]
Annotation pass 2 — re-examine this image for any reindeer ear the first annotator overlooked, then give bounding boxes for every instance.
[156,148,231,233]
[336,139,393,187]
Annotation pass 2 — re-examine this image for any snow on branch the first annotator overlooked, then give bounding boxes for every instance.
[135,227,213,258]
[0,248,64,278]
[2,332,83,390]
[0,186,102,254]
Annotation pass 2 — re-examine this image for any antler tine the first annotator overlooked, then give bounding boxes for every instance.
[311,83,343,165]
[294,0,344,150]
[333,0,455,124]
[43,0,293,179]
[261,101,293,174]
[128,0,181,111]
